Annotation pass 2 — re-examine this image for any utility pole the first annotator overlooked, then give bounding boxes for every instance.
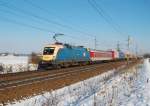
[135,43,138,57]
[94,36,97,50]
[127,36,131,64]
[117,41,120,52]
[127,36,131,52]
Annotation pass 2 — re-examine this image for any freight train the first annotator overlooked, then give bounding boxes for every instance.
[38,42,133,69]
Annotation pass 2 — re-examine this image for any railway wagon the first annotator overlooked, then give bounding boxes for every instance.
[111,50,119,59]
[38,43,90,69]
[90,50,120,62]
[90,50,113,62]
[118,51,126,59]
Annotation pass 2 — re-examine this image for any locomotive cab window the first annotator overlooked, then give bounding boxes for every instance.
[43,47,55,55]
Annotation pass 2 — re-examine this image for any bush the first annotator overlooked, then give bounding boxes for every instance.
[144,53,150,58]
[0,65,3,72]
[29,52,42,64]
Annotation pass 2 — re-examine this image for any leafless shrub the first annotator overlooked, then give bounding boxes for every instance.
[0,64,4,72]
[40,92,60,106]
[7,65,13,73]
[29,52,42,64]
[28,64,38,71]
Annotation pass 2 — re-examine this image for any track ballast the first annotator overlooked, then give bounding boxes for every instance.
[0,59,141,104]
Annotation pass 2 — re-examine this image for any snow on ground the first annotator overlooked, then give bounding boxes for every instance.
[6,59,150,106]
[117,59,150,106]
[8,69,116,106]
[0,55,28,65]
[0,55,37,74]
[78,59,150,106]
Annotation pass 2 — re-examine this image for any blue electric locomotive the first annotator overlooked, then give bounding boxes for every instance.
[38,43,90,69]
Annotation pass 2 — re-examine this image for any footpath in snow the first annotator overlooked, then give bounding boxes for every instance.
[7,59,150,106]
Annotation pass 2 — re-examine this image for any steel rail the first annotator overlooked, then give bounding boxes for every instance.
[0,64,109,91]
[0,60,132,91]
[0,61,120,83]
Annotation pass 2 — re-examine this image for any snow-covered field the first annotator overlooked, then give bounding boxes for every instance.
[0,55,37,74]
[7,59,149,106]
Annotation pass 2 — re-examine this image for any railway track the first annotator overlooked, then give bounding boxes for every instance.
[0,63,101,82]
[0,59,141,104]
[0,60,129,80]
[0,61,122,90]
[0,61,121,81]
[0,65,99,90]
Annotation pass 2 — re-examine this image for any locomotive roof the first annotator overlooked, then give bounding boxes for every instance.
[44,43,85,49]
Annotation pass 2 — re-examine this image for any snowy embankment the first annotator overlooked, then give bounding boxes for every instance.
[0,55,38,74]
[8,69,116,106]
[78,59,150,106]
[8,59,149,106]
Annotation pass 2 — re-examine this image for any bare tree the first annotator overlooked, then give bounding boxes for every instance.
[29,52,41,64]
[0,64,4,72]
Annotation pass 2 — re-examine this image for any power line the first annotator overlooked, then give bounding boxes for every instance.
[88,0,131,50]
[0,15,90,45]
[0,1,95,38]
[93,0,124,34]
[23,0,95,38]
[0,8,46,25]
[0,15,83,39]
[0,0,121,49]
[0,6,81,40]
[88,0,125,36]
[27,0,108,48]
[0,0,99,48]
[0,16,56,33]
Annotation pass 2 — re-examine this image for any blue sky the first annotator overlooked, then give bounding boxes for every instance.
[0,0,149,54]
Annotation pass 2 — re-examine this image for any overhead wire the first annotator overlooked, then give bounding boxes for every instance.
[87,0,132,50]
[93,0,124,34]
[0,15,91,45]
[0,16,56,33]
[0,0,95,39]
[23,0,95,38]
[0,1,92,44]
[0,0,116,48]
[0,8,47,25]
[88,0,125,36]
[0,0,97,47]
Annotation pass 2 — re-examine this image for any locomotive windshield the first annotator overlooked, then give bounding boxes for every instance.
[43,47,55,55]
